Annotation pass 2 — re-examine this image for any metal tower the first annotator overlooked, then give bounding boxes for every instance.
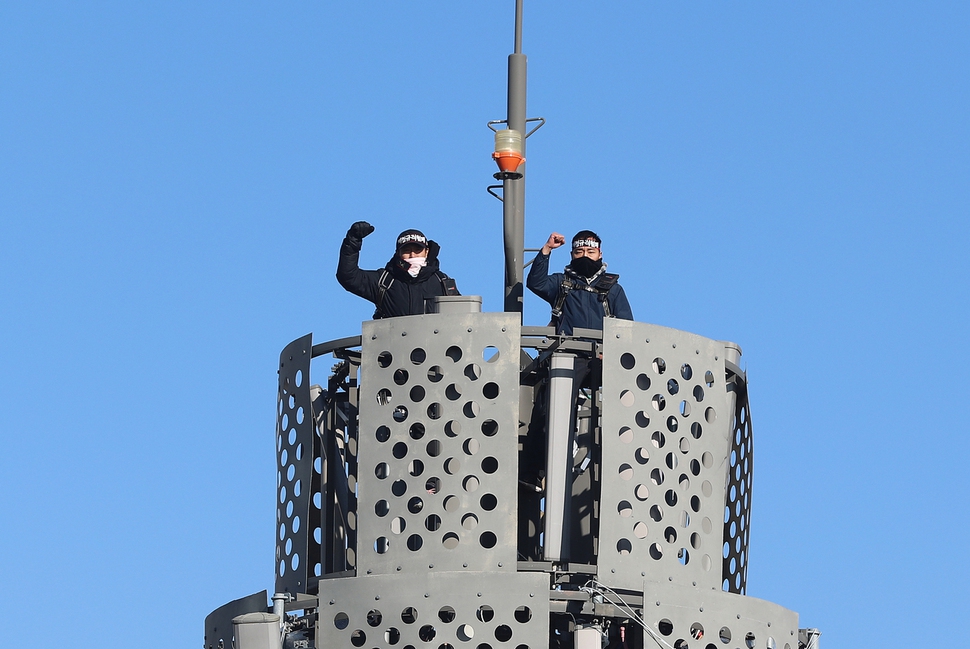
[204,4,819,649]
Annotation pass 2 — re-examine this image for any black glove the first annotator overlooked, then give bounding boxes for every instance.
[348,221,375,240]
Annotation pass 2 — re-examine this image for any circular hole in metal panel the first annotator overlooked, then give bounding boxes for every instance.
[635,484,649,501]
[446,346,463,363]
[401,608,418,624]
[481,456,499,474]
[477,606,494,623]
[616,538,632,555]
[633,521,648,539]
[483,382,500,399]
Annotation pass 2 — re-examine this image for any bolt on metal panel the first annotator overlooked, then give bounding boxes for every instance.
[275,333,315,595]
[356,313,521,575]
[317,571,549,649]
[597,320,741,592]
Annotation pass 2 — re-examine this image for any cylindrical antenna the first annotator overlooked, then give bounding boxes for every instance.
[503,0,527,314]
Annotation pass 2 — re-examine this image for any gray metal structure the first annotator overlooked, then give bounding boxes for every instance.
[205,316,811,649]
[205,2,816,648]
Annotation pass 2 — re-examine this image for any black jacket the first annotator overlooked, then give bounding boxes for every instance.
[337,235,457,318]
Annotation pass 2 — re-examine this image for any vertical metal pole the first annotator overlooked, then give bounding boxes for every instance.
[543,353,575,562]
[504,0,526,314]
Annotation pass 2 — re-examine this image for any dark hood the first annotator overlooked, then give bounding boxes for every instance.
[386,239,442,282]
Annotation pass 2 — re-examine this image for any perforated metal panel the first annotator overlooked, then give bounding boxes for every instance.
[317,571,549,649]
[357,313,521,575]
[636,580,798,649]
[598,319,741,592]
[722,377,753,594]
[276,333,315,595]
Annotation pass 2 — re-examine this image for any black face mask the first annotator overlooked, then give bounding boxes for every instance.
[570,255,603,278]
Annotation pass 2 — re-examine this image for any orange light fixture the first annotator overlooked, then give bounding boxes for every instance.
[492,129,524,176]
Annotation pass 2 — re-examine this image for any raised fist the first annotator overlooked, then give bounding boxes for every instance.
[348,221,375,240]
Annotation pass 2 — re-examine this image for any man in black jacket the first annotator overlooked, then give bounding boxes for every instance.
[336,221,459,318]
[527,230,633,335]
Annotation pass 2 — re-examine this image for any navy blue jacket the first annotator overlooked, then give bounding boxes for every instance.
[527,252,633,335]
[337,236,456,318]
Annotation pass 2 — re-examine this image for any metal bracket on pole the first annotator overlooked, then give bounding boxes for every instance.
[488,116,546,136]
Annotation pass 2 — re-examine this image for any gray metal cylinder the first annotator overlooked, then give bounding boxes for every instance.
[232,612,282,649]
[427,295,483,314]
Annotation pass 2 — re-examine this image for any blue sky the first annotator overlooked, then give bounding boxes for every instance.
[2,2,968,647]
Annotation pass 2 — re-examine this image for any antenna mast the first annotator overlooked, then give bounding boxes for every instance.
[503,0,527,314]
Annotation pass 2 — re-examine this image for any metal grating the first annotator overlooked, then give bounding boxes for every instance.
[356,313,521,575]
[597,319,740,592]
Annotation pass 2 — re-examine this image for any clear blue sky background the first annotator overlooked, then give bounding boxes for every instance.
[2,2,968,647]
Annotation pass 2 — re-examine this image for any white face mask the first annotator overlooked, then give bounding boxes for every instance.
[406,256,428,277]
